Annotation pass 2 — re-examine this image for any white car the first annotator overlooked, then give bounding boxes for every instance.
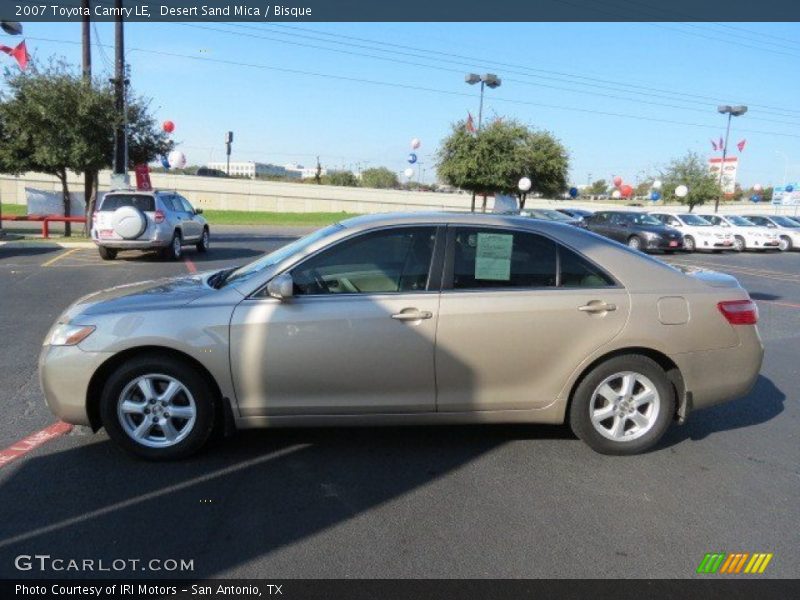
[696,214,781,252]
[742,215,800,252]
[650,212,734,252]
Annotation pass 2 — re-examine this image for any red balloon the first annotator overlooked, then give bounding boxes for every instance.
[613,176,623,187]
[620,184,633,198]
[162,120,175,133]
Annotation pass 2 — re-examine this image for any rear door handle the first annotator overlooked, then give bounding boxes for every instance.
[578,302,617,313]
[392,309,433,321]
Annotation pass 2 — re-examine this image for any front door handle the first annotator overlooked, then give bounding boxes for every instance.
[578,301,617,313]
[392,309,433,321]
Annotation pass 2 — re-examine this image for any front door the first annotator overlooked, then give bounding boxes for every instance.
[435,226,630,412]
[230,226,442,416]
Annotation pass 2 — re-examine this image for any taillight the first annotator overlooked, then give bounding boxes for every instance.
[154,210,165,224]
[718,300,758,325]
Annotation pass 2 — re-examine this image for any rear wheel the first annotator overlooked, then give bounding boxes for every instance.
[99,355,216,460]
[733,236,745,252]
[98,246,117,261]
[196,228,209,253]
[683,235,696,252]
[162,231,183,261]
[569,355,675,455]
[778,236,792,252]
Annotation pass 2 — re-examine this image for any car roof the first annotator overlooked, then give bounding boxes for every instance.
[339,211,559,231]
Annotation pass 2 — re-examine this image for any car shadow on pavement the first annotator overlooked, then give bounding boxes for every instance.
[0,246,62,258]
[659,375,784,446]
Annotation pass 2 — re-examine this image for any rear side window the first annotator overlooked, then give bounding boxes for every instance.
[100,194,155,212]
[559,246,615,287]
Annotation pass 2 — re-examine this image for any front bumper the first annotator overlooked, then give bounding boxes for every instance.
[39,344,113,426]
[644,237,683,250]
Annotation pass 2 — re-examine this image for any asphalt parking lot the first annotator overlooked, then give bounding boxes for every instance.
[0,228,798,579]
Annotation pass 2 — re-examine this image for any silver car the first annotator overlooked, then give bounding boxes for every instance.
[91,190,210,260]
[41,212,763,460]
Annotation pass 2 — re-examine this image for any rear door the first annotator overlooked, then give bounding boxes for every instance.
[434,226,630,412]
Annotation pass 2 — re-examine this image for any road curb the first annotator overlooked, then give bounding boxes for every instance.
[0,241,95,249]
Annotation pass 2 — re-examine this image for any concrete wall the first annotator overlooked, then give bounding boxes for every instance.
[1,171,796,217]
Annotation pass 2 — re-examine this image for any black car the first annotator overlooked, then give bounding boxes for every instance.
[556,207,594,220]
[585,211,684,252]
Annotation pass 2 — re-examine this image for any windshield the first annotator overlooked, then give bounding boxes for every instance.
[679,214,712,226]
[625,213,662,226]
[772,216,800,228]
[727,216,756,227]
[221,224,345,286]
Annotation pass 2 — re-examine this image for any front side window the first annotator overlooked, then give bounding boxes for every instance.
[292,227,437,295]
[178,196,195,213]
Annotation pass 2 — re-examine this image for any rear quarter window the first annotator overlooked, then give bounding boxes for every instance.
[99,194,155,212]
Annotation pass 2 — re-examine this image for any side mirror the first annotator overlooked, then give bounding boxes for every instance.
[195,208,203,214]
[266,272,294,300]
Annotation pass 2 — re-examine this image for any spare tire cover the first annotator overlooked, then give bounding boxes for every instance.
[112,206,147,240]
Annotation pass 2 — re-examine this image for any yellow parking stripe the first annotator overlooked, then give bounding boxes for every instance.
[41,248,81,267]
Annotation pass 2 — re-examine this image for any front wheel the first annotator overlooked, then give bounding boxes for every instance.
[778,236,792,252]
[733,236,745,252]
[569,355,676,455]
[683,236,695,252]
[99,355,216,460]
[627,236,643,251]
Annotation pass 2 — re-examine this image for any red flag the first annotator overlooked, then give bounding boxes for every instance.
[0,40,29,70]
[466,112,476,133]
[737,139,747,152]
[710,139,718,151]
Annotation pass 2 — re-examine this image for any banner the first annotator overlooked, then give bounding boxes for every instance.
[708,157,738,196]
[771,184,800,206]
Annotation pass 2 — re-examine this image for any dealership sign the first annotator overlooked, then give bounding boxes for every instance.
[771,183,800,205]
[708,157,738,196]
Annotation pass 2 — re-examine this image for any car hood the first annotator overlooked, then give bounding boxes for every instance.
[60,273,217,321]
[636,224,680,236]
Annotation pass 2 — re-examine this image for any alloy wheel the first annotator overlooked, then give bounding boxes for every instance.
[588,371,661,442]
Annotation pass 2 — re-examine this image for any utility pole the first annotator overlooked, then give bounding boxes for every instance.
[81,0,93,228]
[111,0,129,187]
[225,131,233,176]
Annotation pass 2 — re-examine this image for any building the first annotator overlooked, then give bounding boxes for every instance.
[205,161,288,179]
[284,163,325,179]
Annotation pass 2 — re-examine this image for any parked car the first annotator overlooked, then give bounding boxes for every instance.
[741,214,800,251]
[41,212,763,459]
[91,190,210,260]
[695,214,781,252]
[523,208,587,228]
[585,211,683,252]
[650,212,734,252]
[556,208,595,221]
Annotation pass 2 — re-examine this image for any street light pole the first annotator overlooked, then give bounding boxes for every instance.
[465,73,502,212]
[111,0,129,187]
[714,104,747,213]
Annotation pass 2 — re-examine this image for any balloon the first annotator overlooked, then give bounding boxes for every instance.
[753,183,762,192]
[160,155,170,170]
[403,167,414,178]
[568,187,579,198]
[407,153,417,164]
[612,190,621,199]
[675,185,689,198]
[162,120,175,133]
[786,185,795,192]
[650,191,661,202]
[620,184,633,198]
[613,176,623,187]
[518,177,532,192]
[751,195,760,203]
[168,150,187,169]
[410,138,421,150]
[652,180,663,190]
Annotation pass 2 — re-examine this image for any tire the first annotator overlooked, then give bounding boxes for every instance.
[733,236,745,252]
[111,206,147,240]
[99,355,216,460]
[778,236,792,252]
[98,246,117,261]
[162,231,183,261]
[627,236,643,251]
[569,355,676,455]
[196,228,209,253]
[683,235,695,252]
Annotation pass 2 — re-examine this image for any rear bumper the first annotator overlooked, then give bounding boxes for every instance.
[92,237,170,249]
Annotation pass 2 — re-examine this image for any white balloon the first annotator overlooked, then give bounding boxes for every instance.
[518,177,532,192]
[652,180,663,190]
[410,138,421,150]
[168,150,187,169]
[675,185,689,198]
[404,167,414,178]
[612,190,621,199]
[753,183,763,192]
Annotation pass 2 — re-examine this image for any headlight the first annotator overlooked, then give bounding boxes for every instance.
[46,323,95,346]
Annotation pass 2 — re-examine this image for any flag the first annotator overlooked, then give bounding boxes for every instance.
[710,139,718,151]
[0,40,29,70]
[737,139,747,152]
[466,112,476,133]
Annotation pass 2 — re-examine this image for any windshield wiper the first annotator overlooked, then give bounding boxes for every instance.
[208,267,238,289]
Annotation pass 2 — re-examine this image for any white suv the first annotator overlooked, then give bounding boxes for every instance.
[742,215,800,252]
[696,214,781,252]
[650,212,734,252]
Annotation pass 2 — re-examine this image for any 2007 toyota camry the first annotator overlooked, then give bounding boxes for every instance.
[39,213,764,459]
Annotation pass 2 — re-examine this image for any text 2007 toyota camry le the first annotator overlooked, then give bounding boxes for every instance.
[39,213,764,459]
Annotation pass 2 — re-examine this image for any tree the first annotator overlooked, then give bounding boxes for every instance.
[360,167,399,189]
[587,179,608,195]
[0,60,173,235]
[323,170,359,187]
[658,151,719,212]
[437,118,568,210]
[634,180,652,198]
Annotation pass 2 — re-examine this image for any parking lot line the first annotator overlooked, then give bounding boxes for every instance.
[41,248,81,267]
[184,257,197,273]
[0,421,73,469]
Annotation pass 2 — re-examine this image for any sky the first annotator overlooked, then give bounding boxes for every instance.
[9,21,800,187]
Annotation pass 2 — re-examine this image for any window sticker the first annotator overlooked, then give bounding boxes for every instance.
[475,233,513,281]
